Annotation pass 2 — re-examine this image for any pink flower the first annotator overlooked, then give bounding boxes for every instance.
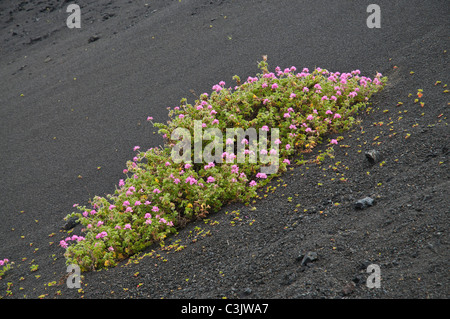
[305,127,312,133]
[124,224,132,230]
[210,110,217,115]
[179,114,185,119]
[184,163,192,169]
[321,96,328,101]
[260,149,268,155]
[231,165,239,174]
[123,200,130,207]
[271,83,278,89]
[256,172,267,179]
[249,180,257,187]
[219,81,225,86]
[212,119,219,125]
[212,84,223,92]
[165,161,171,166]
[173,178,180,184]
[207,176,215,183]
[286,144,291,150]
[144,213,152,219]
[109,205,116,210]
[269,149,277,155]
[147,116,153,121]
[134,200,141,206]
[144,201,151,206]
[330,139,338,145]
[283,159,291,165]
[108,247,114,252]
[289,124,297,130]
[153,188,161,194]
[307,114,314,121]
[303,87,309,92]
[97,221,103,227]
[125,207,133,213]
[284,113,290,118]
[261,125,269,131]
[152,206,159,212]
[115,225,121,230]
[274,139,281,145]
[325,109,333,115]
[96,231,107,239]
[59,240,68,248]
[145,219,152,225]
[204,162,215,170]
[262,82,268,88]
[133,146,140,151]
[184,176,197,185]
[119,179,125,187]
[334,113,341,119]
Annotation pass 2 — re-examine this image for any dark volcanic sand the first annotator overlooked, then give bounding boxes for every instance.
[0,0,448,302]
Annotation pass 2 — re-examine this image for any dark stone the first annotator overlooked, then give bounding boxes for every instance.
[62,216,80,230]
[354,197,375,210]
[365,149,381,164]
[352,274,366,286]
[88,35,100,43]
[300,251,318,267]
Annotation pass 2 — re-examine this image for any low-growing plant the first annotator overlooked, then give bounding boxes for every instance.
[0,259,12,278]
[62,58,386,271]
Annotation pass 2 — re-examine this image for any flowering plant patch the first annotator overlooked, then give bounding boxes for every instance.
[63,58,386,271]
[0,258,12,278]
